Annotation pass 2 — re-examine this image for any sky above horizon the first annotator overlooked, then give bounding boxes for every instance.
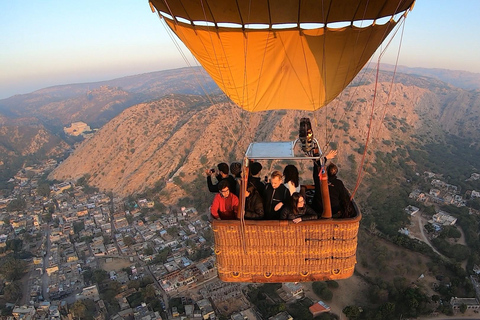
[1,0,479,99]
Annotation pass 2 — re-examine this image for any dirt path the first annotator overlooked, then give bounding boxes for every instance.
[415,215,447,258]
[302,275,370,320]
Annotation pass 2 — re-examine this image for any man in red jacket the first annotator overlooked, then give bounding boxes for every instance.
[210,180,239,220]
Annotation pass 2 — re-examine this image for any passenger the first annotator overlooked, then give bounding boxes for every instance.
[326,163,354,218]
[206,162,236,194]
[281,192,318,223]
[283,164,300,195]
[248,161,265,197]
[210,180,239,220]
[230,162,242,197]
[312,150,337,213]
[313,150,354,218]
[243,183,264,220]
[263,170,291,220]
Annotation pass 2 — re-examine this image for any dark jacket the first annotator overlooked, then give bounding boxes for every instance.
[313,161,354,218]
[263,183,290,220]
[281,204,318,221]
[244,189,264,219]
[207,174,237,194]
[248,176,266,197]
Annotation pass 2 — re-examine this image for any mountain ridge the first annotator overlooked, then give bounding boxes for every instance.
[48,70,480,206]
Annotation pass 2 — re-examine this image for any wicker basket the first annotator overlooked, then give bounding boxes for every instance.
[212,212,361,283]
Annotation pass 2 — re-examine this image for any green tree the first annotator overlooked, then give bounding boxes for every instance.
[6,198,26,212]
[92,269,108,284]
[37,183,51,197]
[151,247,171,264]
[144,246,154,255]
[73,221,85,234]
[71,299,95,320]
[459,303,467,313]
[343,306,361,319]
[5,239,23,253]
[0,256,28,280]
[123,236,135,246]
[167,226,178,236]
[312,282,327,296]
[143,284,156,299]
[3,281,23,303]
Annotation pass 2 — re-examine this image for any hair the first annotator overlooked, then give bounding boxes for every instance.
[217,162,229,175]
[270,170,283,180]
[218,179,230,192]
[290,192,304,216]
[249,161,263,176]
[327,163,338,178]
[230,162,242,177]
[283,164,299,187]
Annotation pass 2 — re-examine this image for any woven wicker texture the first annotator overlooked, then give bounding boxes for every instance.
[212,214,361,283]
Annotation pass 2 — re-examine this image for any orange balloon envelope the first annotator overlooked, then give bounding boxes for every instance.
[149,0,415,112]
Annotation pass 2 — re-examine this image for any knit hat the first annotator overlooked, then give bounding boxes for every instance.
[249,161,263,176]
[230,162,242,176]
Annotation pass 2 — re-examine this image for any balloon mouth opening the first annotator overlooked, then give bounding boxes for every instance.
[157,11,402,30]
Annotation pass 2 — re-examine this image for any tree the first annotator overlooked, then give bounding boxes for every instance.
[71,299,95,320]
[3,281,23,303]
[37,183,51,197]
[5,239,23,253]
[6,198,26,212]
[144,246,154,256]
[0,256,28,280]
[73,221,85,234]
[143,284,156,299]
[123,236,135,246]
[151,247,171,264]
[343,306,361,319]
[167,226,178,236]
[459,303,467,314]
[92,269,108,284]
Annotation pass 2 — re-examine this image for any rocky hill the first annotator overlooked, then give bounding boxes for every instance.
[48,70,480,207]
[0,67,219,189]
[0,67,219,128]
[381,63,480,91]
[0,116,69,166]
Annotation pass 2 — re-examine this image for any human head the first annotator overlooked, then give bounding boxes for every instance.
[291,192,305,209]
[218,179,230,197]
[270,170,283,189]
[327,163,338,178]
[245,182,256,197]
[283,164,299,187]
[230,162,242,177]
[249,161,263,176]
[217,163,229,176]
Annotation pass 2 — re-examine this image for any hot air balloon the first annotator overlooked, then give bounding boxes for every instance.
[149,0,415,282]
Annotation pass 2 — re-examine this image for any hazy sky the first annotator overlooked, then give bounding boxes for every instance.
[1,0,479,99]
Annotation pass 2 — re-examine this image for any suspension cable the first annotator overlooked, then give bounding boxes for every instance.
[350,12,408,199]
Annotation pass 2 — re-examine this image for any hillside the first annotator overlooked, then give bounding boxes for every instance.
[381,63,480,91]
[0,67,219,128]
[0,116,69,179]
[49,70,480,206]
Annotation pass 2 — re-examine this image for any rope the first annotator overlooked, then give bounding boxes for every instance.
[350,11,409,199]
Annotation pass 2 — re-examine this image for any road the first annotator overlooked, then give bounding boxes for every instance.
[42,225,51,300]
[416,214,446,258]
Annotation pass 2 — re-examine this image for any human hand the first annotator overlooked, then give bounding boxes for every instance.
[274,202,283,211]
[293,218,302,224]
[325,150,337,160]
